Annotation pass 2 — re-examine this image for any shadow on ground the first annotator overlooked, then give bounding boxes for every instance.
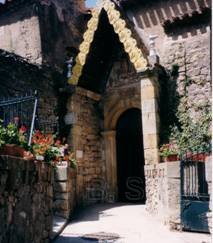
[52,203,134,242]
[70,203,143,223]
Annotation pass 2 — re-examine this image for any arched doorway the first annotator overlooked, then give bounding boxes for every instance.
[116,108,146,203]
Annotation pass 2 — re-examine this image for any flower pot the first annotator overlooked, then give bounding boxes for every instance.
[35,155,44,161]
[184,152,207,161]
[0,144,25,157]
[161,154,178,162]
[190,153,206,161]
[23,151,34,161]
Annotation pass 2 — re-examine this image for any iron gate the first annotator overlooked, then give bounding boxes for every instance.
[180,154,210,232]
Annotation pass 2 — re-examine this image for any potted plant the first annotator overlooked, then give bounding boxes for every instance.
[0,122,34,159]
[31,131,77,167]
[159,143,179,162]
[50,140,77,168]
[32,131,54,161]
[18,125,34,160]
[0,122,25,157]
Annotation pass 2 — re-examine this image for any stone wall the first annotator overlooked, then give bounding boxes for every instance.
[128,0,211,119]
[104,55,141,128]
[38,0,88,69]
[0,3,42,64]
[145,162,181,230]
[106,54,138,91]
[53,164,77,219]
[145,159,212,231]
[0,50,59,132]
[0,0,88,69]
[0,155,53,243]
[161,30,211,120]
[68,87,105,205]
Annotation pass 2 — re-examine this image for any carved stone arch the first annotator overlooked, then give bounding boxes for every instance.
[104,98,141,130]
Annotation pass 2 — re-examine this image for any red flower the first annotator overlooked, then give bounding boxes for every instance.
[35,130,42,137]
[19,125,27,133]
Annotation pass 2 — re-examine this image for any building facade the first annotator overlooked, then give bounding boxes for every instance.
[0,0,211,233]
[67,0,211,230]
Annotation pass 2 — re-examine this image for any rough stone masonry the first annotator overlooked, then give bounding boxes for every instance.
[0,156,53,243]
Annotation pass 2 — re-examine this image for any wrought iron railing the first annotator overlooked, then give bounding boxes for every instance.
[36,119,58,135]
[0,91,38,145]
[180,151,211,233]
[180,153,210,201]
[0,91,58,145]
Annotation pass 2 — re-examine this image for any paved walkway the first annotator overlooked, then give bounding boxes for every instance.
[53,203,211,243]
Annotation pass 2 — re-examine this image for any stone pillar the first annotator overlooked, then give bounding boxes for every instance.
[102,130,117,202]
[140,73,160,165]
[53,165,77,219]
[70,124,82,150]
[145,161,181,230]
[69,123,84,204]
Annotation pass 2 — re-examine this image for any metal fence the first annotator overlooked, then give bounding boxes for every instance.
[181,158,209,201]
[37,119,58,134]
[180,152,210,232]
[0,91,58,145]
[0,92,36,126]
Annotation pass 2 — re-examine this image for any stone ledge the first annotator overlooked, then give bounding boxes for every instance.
[76,87,101,101]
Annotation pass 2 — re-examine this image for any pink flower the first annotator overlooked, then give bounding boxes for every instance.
[55,139,61,147]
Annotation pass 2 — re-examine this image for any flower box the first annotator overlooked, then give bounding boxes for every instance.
[0,144,25,157]
[161,154,179,162]
[159,143,179,162]
[185,152,207,162]
[0,144,34,160]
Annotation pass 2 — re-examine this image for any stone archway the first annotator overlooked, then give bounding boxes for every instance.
[102,97,141,201]
[102,73,160,201]
[104,99,141,131]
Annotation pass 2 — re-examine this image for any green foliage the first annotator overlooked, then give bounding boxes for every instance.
[0,121,30,150]
[44,147,61,164]
[2,123,19,145]
[6,123,19,144]
[159,143,178,158]
[160,62,211,156]
[19,140,30,151]
[171,85,211,155]
[0,120,6,148]
[70,158,77,169]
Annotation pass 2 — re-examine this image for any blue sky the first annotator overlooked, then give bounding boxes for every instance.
[0,0,97,6]
[85,0,97,8]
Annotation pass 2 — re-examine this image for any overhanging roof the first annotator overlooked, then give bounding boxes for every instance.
[68,0,149,87]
